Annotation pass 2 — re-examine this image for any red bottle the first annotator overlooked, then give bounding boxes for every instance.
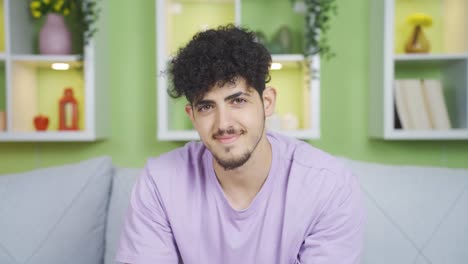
[59,88,79,130]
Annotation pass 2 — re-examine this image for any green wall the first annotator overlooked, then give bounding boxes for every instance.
[0,0,467,174]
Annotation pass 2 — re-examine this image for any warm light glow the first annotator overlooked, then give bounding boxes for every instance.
[271,62,283,70]
[170,2,183,14]
[51,63,70,70]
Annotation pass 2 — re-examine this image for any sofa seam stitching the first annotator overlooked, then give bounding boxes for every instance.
[24,159,111,264]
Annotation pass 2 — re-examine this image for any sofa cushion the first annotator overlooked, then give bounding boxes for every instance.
[0,156,113,264]
[337,157,468,264]
[104,167,140,264]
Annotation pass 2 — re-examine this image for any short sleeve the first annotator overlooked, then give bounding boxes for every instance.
[296,171,365,264]
[115,162,180,264]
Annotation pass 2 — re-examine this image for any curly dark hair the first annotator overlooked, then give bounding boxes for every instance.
[168,24,272,104]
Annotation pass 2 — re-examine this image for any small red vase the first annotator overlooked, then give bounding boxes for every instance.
[34,115,49,131]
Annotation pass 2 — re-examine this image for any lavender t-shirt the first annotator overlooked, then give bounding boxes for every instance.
[116,132,364,264]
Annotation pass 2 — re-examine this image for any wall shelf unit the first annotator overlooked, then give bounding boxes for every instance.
[156,0,320,141]
[369,0,468,140]
[0,0,109,142]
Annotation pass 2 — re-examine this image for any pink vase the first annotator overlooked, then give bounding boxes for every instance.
[39,13,72,55]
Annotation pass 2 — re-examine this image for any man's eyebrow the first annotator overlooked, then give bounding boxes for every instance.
[194,91,251,107]
[224,92,251,101]
[193,99,214,107]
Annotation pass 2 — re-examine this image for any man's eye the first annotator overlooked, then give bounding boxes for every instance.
[198,105,213,112]
[232,98,246,104]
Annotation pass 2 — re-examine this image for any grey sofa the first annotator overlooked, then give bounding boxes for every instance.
[1,156,467,264]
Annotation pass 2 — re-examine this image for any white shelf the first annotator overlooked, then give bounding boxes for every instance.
[0,53,6,60]
[11,54,82,61]
[158,130,199,141]
[0,131,99,142]
[368,0,468,140]
[271,54,309,69]
[166,53,307,65]
[11,54,83,68]
[157,128,320,141]
[394,53,468,61]
[384,129,468,140]
[271,129,320,140]
[156,0,321,141]
[0,0,109,142]
[271,54,305,62]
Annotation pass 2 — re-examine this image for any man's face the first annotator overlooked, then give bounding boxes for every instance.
[185,78,276,170]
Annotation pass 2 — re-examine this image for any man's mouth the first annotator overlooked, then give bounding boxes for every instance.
[214,134,240,144]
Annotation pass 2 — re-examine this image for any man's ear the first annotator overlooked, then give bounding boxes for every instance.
[185,103,195,123]
[262,87,277,117]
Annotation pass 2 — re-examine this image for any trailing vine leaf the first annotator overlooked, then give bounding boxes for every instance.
[291,0,338,60]
[71,0,101,47]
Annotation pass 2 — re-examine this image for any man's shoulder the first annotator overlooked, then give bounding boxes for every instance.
[271,133,360,215]
[147,140,206,167]
[270,132,343,171]
[144,140,207,182]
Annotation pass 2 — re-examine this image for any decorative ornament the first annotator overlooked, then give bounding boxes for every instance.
[59,87,79,130]
[266,112,282,130]
[271,25,293,54]
[281,113,299,130]
[405,13,432,53]
[39,13,72,55]
[33,114,49,131]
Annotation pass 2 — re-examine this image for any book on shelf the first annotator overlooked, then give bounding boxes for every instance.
[394,79,412,129]
[422,79,452,130]
[393,102,403,129]
[394,79,431,130]
[394,79,452,130]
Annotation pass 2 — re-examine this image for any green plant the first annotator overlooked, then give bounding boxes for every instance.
[291,0,338,59]
[29,0,100,47]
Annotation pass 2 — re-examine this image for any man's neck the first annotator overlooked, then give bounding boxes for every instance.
[213,134,273,210]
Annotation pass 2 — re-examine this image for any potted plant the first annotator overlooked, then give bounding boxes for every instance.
[29,0,100,55]
[291,0,338,59]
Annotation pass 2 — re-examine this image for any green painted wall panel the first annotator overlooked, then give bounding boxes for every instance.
[168,97,192,130]
[0,0,467,175]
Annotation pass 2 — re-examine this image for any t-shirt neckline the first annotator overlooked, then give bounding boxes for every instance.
[204,133,279,220]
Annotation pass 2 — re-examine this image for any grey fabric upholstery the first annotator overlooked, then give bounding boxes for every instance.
[0,156,113,264]
[2,156,467,264]
[338,157,468,264]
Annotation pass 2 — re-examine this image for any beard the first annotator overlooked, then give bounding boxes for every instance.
[213,151,252,171]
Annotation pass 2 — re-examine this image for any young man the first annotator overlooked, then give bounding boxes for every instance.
[116,25,365,264]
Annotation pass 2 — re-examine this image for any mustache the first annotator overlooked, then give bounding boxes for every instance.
[213,127,245,138]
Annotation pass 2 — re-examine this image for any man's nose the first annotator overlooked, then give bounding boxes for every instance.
[215,106,233,130]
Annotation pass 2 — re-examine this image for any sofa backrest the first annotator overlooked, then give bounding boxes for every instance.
[0,156,114,264]
[338,157,468,264]
[104,157,468,264]
[104,167,140,264]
